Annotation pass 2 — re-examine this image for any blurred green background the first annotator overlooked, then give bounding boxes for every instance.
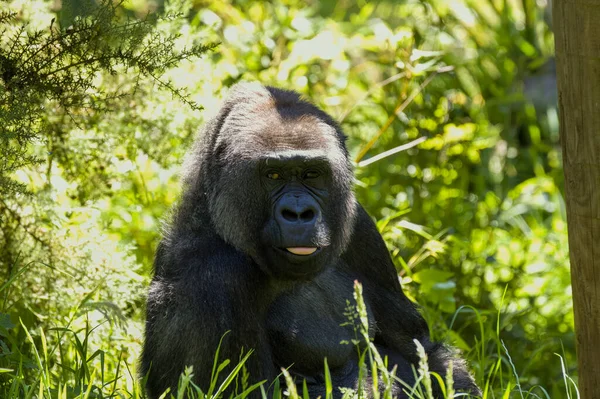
[0,0,575,397]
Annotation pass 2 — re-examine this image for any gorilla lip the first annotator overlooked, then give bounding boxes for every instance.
[285,247,318,256]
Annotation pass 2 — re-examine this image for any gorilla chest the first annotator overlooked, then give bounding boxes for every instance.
[265,271,369,372]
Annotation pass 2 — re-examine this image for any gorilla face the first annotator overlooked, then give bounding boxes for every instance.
[202,86,356,279]
[258,151,335,278]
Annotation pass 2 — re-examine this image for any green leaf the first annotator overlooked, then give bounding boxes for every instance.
[0,313,15,330]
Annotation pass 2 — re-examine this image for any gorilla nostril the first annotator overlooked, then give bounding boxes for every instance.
[280,208,315,223]
[282,209,298,222]
[300,209,315,222]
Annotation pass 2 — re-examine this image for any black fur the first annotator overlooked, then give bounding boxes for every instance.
[141,83,481,398]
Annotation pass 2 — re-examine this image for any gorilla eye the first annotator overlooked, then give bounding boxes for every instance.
[267,172,281,180]
[303,170,320,179]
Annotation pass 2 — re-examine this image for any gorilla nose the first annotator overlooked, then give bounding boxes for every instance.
[275,194,319,225]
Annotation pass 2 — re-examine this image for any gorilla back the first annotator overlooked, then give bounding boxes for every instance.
[141,83,480,398]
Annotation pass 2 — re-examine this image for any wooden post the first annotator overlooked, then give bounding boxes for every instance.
[553,0,600,397]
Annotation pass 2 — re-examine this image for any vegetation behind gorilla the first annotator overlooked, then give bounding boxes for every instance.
[0,1,572,397]
[142,83,481,398]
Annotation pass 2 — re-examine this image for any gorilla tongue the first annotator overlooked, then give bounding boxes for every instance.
[286,247,317,256]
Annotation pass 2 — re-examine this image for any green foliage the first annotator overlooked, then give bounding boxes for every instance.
[0,0,214,395]
[0,0,575,397]
[0,0,215,197]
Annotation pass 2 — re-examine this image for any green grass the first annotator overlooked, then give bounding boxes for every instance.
[0,277,580,399]
[0,263,579,399]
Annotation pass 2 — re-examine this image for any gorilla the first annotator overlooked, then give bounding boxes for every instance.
[141,83,480,398]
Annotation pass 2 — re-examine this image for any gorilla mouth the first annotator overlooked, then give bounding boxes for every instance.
[285,247,319,256]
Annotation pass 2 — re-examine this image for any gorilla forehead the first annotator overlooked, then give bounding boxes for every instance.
[217,101,345,160]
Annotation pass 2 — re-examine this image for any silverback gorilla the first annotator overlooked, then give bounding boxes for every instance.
[141,83,480,398]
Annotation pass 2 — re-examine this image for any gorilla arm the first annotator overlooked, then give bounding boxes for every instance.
[141,237,278,398]
[341,204,480,395]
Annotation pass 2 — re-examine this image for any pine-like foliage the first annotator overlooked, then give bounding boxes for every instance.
[0,0,216,197]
